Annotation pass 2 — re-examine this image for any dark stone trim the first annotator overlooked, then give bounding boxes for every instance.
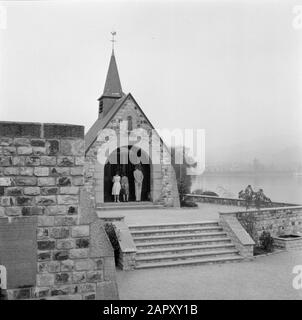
[0,122,41,138]
[44,124,84,139]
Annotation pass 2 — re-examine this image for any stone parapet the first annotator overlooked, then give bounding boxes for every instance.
[0,121,118,300]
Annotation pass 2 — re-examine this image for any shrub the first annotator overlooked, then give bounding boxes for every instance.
[202,191,219,197]
[181,200,198,207]
[259,231,274,252]
[104,223,120,265]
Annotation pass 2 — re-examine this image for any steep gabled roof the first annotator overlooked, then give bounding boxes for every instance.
[101,50,123,98]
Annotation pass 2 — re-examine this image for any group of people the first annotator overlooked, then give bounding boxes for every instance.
[111,165,144,202]
[239,185,271,209]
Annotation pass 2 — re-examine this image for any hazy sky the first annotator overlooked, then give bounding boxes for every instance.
[0,0,301,162]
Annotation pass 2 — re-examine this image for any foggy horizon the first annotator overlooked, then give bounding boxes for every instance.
[1,0,301,166]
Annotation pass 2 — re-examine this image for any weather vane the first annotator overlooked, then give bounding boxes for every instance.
[111,31,117,51]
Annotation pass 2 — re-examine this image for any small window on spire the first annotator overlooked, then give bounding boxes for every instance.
[99,100,103,113]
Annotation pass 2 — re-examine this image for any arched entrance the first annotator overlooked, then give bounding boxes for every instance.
[104,146,151,202]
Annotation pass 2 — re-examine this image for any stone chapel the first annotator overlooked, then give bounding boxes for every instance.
[84,49,180,208]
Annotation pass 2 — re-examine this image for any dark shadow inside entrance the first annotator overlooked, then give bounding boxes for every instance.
[104,146,151,202]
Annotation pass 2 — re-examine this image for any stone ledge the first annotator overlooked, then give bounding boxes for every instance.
[44,124,84,139]
[0,122,41,138]
[0,122,85,139]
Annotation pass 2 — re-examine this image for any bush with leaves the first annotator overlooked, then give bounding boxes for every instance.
[259,231,274,252]
[104,223,120,265]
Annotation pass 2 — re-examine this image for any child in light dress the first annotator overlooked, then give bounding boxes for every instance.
[112,172,121,202]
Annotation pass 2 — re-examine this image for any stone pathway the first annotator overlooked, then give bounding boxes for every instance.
[116,250,302,300]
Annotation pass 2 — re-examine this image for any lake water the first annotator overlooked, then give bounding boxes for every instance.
[191,174,302,205]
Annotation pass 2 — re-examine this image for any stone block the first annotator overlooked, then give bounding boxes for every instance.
[53,250,69,261]
[0,156,12,166]
[57,156,74,167]
[72,272,86,283]
[32,147,46,155]
[4,167,19,175]
[56,239,75,250]
[31,139,45,147]
[6,187,23,196]
[38,251,51,261]
[50,227,70,239]
[50,167,70,176]
[2,146,17,155]
[38,177,56,186]
[37,215,55,226]
[19,167,34,176]
[25,156,40,166]
[24,187,40,195]
[69,248,89,259]
[37,240,56,250]
[34,167,49,176]
[15,177,37,186]
[72,225,90,237]
[86,271,103,282]
[40,156,56,166]
[72,177,84,186]
[16,196,34,206]
[76,238,90,248]
[46,140,60,155]
[37,273,55,287]
[70,167,84,176]
[57,176,71,186]
[61,139,84,156]
[54,216,77,226]
[60,186,79,195]
[5,207,22,216]
[17,146,32,155]
[0,177,13,186]
[55,273,71,285]
[57,195,79,205]
[74,259,95,271]
[22,206,44,216]
[61,259,74,272]
[36,195,56,206]
[41,187,58,195]
[78,283,96,294]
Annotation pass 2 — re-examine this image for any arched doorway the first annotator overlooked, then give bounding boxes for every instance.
[104,146,151,202]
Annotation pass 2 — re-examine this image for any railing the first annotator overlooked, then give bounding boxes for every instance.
[185,194,300,208]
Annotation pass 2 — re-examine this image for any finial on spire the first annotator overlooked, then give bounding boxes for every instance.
[111,31,117,52]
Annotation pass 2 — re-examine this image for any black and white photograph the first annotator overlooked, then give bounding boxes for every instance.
[0,0,302,305]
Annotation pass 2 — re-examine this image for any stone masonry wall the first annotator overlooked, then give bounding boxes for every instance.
[220,206,302,246]
[85,95,179,207]
[0,121,118,300]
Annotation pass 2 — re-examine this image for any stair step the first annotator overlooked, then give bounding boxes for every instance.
[135,249,239,263]
[129,221,219,230]
[135,255,244,269]
[131,226,222,237]
[136,243,236,256]
[135,238,232,249]
[133,232,227,242]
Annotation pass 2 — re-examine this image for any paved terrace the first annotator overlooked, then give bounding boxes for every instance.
[116,250,302,300]
[100,203,239,225]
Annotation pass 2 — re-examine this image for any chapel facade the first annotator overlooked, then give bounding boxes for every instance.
[84,49,180,207]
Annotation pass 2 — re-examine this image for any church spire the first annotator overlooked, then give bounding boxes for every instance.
[98,32,123,118]
[103,50,123,97]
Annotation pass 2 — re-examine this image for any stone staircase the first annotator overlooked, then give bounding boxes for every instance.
[129,221,243,269]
